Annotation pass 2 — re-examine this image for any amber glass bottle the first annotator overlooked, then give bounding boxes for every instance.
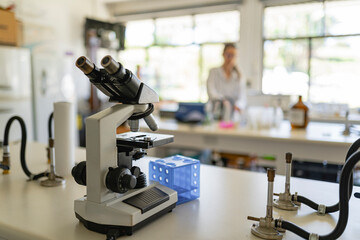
[289,96,309,129]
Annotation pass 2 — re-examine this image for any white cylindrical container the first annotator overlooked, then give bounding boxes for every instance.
[54,102,75,176]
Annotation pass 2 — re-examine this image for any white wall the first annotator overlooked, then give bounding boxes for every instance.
[0,0,112,142]
[238,0,263,91]
[0,0,110,101]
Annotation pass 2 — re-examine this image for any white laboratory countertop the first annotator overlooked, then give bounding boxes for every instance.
[145,119,359,146]
[1,142,360,240]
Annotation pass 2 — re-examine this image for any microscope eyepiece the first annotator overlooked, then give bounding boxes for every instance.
[76,56,94,75]
[101,56,110,65]
[76,57,85,65]
[76,54,159,104]
[101,55,126,77]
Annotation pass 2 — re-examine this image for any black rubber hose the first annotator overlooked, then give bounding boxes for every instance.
[292,194,337,214]
[277,150,360,240]
[277,220,310,239]
[345,137,360,159]
[327,137,360,211]
[317,150,360,240]
[32,171,48,180]
[324,200,339,213]
[326,137,360,212]
[48,112,54,139]
[293,138,360,213]
[294,195,319,211]
[4,116,30,177]
[3,116,48,180]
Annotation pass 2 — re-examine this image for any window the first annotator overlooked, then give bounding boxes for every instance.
[155,16,194,45]
[263,39,309,97]
[310,36,360,105]
[147,46,200,101]
[119,11,240,102]
[263,0,360,108]
[125,20,154,47]
[264,2,323,38]
[195,11,240,43]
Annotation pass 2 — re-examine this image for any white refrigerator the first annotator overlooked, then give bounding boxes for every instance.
[0,46,77,144]
[31,50,77,144]
[0,46,33,143]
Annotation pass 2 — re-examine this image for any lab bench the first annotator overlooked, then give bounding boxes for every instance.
[141,119,359,176]
[1,142,360,240]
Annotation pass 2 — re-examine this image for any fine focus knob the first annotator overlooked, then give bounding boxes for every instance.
[131,166,141,178]
[122,174,137,189]
[106,167,137,193]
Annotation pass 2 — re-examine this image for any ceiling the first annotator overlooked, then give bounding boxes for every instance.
[104,0,242,21]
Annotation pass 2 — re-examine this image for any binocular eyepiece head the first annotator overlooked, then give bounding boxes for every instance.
[75,55,159,104]
[76,55,126,77]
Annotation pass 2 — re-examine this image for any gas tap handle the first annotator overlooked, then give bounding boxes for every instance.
[286,152,292,163]
[267,168,275,182]
[247,216,260,222]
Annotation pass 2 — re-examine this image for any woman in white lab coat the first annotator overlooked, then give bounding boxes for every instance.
[206,43,246,121]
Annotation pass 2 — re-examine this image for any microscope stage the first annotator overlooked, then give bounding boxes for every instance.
[116,131,174,149]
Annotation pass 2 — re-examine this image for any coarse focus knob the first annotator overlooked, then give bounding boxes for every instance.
[72,161,87,186]
[122,174,137,189]
[106,167,137,193]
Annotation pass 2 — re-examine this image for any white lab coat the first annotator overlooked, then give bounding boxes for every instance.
[206,66,246,110]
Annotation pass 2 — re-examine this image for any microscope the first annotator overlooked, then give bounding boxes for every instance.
[73,55,177,239]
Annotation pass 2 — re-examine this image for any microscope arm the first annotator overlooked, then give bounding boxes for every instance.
[86,104,148,203]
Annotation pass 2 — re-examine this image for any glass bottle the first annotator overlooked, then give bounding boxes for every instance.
[289,96,309,129]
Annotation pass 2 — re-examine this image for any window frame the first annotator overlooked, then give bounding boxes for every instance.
[262,0,360,107]
[122,10,241,102]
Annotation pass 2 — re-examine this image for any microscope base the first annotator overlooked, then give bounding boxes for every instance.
[75,203,176,237]
[74,183,177,238]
